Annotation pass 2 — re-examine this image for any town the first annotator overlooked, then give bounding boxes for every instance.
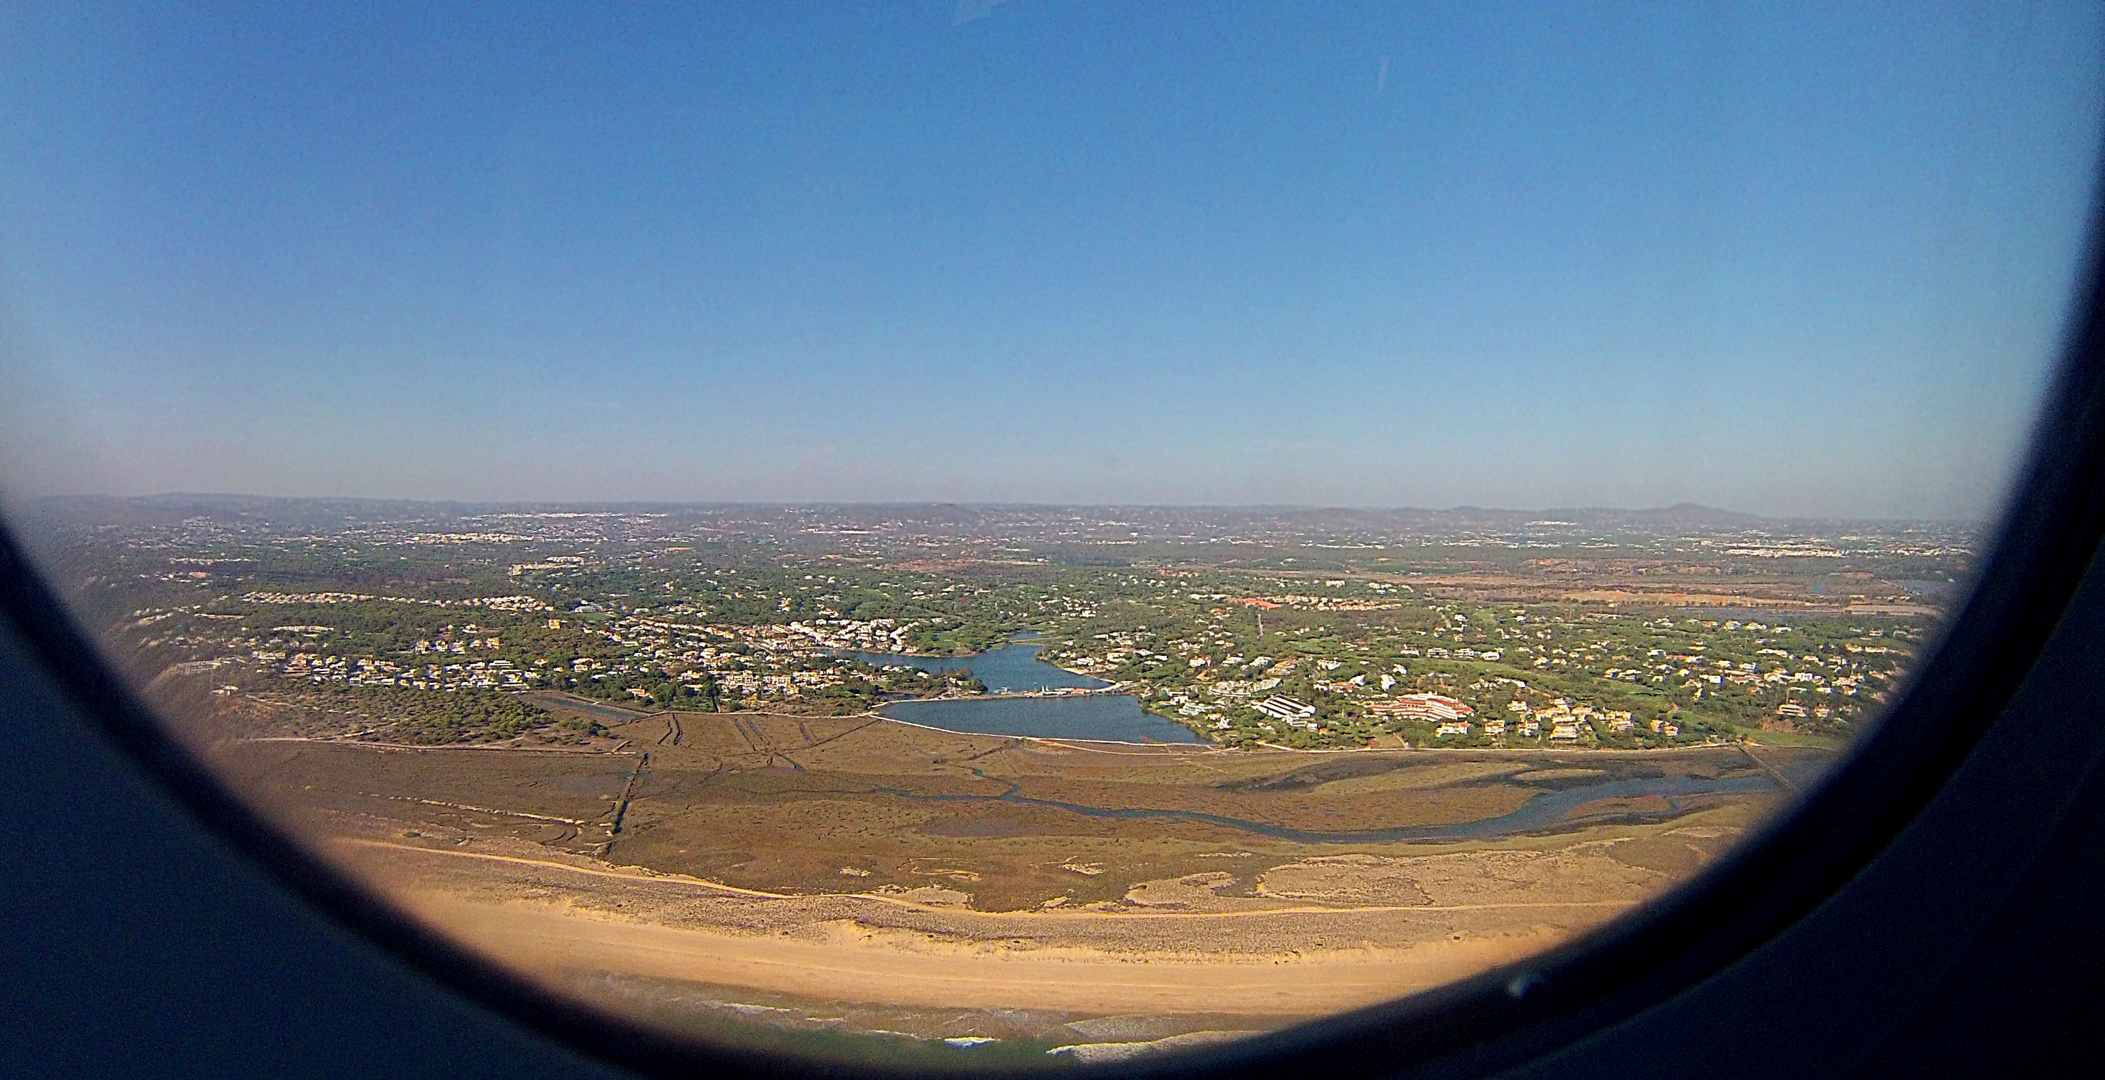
[37,496,1956,752]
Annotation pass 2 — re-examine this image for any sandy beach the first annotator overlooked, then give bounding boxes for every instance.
[400,890,1563,1017]
[203,713,1796,1045]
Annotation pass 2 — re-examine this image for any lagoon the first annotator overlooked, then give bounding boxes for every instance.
[872,767,1789,843]
[850,641,1107,693]
[855,641,1203,744]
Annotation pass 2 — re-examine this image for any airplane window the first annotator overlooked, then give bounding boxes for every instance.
[1,3,2100,1073]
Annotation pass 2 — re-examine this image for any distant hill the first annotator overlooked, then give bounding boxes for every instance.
[1536,503,1768,531]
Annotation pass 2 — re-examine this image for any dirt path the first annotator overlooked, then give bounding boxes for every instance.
[1739,743,1798,792]
[597,755,649,855]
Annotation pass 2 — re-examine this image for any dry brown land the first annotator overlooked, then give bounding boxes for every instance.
[1253,566,1868,610]
[204,713,1822,1053]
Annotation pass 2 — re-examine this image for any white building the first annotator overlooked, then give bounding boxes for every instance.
[1252,695,1317,723]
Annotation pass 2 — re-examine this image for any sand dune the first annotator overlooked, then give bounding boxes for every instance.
[399,890,1562,1017]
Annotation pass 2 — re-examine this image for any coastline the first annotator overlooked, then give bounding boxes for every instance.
[327,831,1601,1022]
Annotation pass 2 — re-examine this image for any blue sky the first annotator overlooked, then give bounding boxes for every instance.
[2,2,2101,518]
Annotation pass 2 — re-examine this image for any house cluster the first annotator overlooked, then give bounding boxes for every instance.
[1202,676,1284,700]
[782,617,916,652]
[1062,630,1177,674]
[711,669,845,697]
[1425,647,1504,661]
[1501,698,1651,742]
[1771,700,1834,727]
[240,590,553,613]
[243,610,893,702]
[1366,693,1477,738]
[1368,692,1474,723]
[594,617,868,698]
[276,650,530,692]
[507,555,588,576]
[1234,593,1403,613]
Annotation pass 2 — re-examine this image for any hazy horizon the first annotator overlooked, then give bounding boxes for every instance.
[22,489,1988,526]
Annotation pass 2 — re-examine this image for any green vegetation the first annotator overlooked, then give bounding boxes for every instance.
[49,500,1955,752]
[310,684,549,744]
